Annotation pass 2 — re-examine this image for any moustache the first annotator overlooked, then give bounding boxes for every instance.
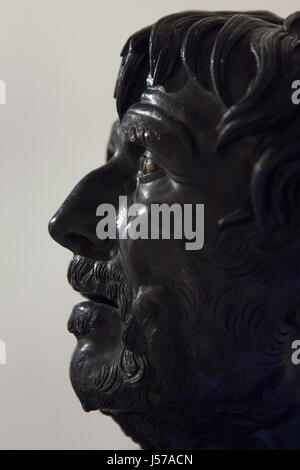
[68,255,131,309]
[67,255,132,337]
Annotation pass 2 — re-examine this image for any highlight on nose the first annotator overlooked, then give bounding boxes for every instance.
[48,209,92,254]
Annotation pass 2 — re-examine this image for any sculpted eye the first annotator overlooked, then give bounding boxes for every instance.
[140,155,158,175]
[137,153,164,184]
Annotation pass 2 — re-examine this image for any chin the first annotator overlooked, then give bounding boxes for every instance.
[69,342,120,412]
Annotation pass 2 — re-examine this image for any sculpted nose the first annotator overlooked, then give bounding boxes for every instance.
[48,206,94,255]
[48,164,118,260]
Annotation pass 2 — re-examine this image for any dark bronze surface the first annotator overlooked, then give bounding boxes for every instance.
[49,10,300,449]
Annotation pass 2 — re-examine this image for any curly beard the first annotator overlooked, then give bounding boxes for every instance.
[66,252,196,414]
[66,226,298,448]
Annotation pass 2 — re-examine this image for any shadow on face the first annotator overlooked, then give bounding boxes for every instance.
[49,10,300,449]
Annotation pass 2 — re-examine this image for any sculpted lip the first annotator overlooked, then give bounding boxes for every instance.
[81,292,118,309]
[67,256,121,337]
[68,297,120,337]
[67,301,99,336]
[67,289,119,338]
[67,300,118,337]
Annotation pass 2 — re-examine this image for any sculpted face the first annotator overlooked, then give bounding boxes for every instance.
[49,11,300,449]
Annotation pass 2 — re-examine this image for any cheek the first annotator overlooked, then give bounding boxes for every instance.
[117,183,206,289]
[119,236,189,292]
[119,238,151,289]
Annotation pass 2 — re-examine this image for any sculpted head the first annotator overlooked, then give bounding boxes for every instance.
[49,11,300,449]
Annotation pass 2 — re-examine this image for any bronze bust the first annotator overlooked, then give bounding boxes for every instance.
[49,10,300,449]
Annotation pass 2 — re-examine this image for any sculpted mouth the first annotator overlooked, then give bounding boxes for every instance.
[68,292,119,338]
[68,294,119,338]
[67,256,125,337]
[67,255,121,310]
[81,292,118,309]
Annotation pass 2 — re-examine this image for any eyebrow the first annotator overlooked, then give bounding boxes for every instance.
[120,104,197,160]
[120,122,161,148]
[119,104,179,154]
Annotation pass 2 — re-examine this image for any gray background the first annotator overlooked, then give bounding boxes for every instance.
[0,0,297,450]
